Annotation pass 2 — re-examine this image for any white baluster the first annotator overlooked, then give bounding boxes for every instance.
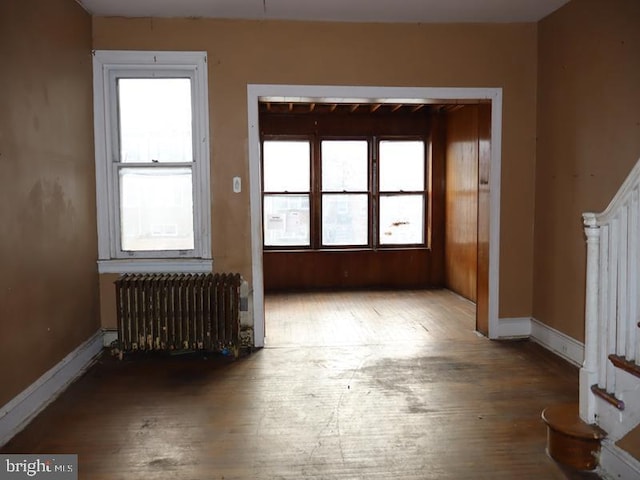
[629,188,639,362]
[581,213,600,423]
[617,204,628,361]
[598,224,610,389]
[606,217,619,394]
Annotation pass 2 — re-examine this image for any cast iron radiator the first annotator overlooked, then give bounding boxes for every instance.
[114,273,243,357]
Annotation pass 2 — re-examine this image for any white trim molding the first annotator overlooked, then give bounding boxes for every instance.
[599,439,640,480]
[92,50,212,263]
[495,317,585,367]
[103,329,118,347]
[0,330,104,447]
[496,317,532,338]
[97,259,213,274]
[530,318,584,367]
[247,84,503,347]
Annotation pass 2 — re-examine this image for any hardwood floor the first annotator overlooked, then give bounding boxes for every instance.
[2,289,599,479]
[264,289,477,347]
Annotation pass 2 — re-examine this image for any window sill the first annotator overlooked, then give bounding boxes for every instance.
[97,258,213,274]
[263,246,430,253]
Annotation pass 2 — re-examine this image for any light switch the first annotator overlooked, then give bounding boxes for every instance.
[233,176,241,193]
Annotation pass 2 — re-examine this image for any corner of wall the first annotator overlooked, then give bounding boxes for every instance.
[530,318,584,367]
[497,317,532,338]
[0,330,104,447]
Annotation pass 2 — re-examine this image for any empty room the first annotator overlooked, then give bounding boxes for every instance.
[1,0,640,478]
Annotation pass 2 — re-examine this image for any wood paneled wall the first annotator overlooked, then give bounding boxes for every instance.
[262,109,445,291]
[261,105,493,296]
[444,105,483,303]
[264,249,438,291]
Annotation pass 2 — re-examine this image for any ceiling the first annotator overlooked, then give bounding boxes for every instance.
[77,0,570,23]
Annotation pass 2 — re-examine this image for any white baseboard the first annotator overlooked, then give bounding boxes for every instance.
[0,329,104,447]
[530,318,584,367]
[599,439,640,480]
[103,329,118,347]
[496,317,532,338]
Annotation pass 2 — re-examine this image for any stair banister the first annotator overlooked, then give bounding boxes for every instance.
[581,157,640,425]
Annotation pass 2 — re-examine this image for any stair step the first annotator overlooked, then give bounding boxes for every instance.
[542,403,607,471]
[609,354,640,379]
[591,384,625,410]
[616,424,640,464]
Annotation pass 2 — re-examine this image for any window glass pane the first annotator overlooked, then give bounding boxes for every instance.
[379,141,425,191]
[263,141,310,192]
[118,78,192,163]
[321,140,368,191]
[322,194,368,246]
[119,167,194,251]
[263,194,310,246]
[379,195,424,245]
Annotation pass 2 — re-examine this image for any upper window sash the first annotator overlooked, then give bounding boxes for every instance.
[92,50,211,264]
[108,71,196,166]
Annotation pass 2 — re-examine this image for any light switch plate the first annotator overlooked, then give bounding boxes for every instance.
[233,176,241,193]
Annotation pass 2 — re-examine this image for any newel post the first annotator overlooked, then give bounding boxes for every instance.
[580,213,600,423]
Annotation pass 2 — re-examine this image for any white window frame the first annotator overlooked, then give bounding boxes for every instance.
[93,50,212,274]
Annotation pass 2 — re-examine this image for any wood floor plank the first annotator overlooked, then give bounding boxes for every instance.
[1,289,599,479]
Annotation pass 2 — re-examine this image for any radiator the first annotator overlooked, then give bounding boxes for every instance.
[114,273,243,357]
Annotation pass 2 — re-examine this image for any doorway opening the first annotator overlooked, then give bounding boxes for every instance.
[247,85,502,347]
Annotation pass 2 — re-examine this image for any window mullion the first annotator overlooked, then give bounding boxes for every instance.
[312,134,321,250]
[372,137,378,250]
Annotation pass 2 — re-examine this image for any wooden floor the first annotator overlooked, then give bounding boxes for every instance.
[2,289,600,479]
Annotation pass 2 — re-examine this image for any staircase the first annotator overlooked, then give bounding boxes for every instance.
[542,159,640,478]
[579,157,640,478]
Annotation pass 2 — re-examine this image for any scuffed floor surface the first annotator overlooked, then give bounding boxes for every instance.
[2,290,600,479]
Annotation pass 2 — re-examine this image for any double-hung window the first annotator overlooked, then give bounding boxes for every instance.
[262,140,311,247]
[321,140,369,246]
[378,140,426,245]
[93,51,211,273]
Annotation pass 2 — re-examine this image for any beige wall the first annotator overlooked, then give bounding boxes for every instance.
[93,18,538,323]
[0,1,99,406]
[534,0,640,341]
[1,0,636,418]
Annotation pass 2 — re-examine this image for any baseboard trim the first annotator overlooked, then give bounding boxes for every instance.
[103,329,118,347]
[599,439,640,480]
[497,317,531,338]
[0,329,104,447]
[530,318,584,367]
